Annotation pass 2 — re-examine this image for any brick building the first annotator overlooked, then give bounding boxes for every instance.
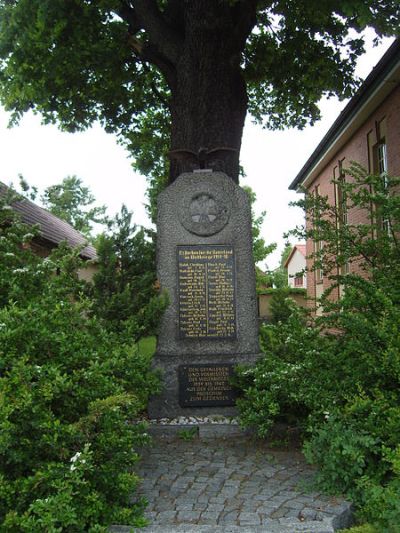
[290,39,400,307]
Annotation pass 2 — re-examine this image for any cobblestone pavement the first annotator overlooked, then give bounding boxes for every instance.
[111,428,352,532]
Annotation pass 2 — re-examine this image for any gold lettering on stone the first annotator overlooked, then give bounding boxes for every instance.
[179,364,237,407]
[177,245,236,339]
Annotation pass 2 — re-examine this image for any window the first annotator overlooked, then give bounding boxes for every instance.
[377,141,390,235]
[334,160,349,275]
[371,118,390,234]
[376,141,388,176]
[313,185,323,283]
[294,275,303,287]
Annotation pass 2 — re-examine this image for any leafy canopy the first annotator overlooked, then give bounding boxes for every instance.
[0,0,398,184]
[41,176,107,237]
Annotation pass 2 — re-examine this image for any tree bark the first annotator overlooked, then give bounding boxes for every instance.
[167,2,254,183]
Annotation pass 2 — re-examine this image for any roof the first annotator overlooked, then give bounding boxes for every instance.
[290,38,400,191]
[284,244,306,268]
[0,183,97,260]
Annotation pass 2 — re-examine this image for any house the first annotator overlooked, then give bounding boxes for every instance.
[284,244,307,288]
[289,39,400,305]
[0,182,97,281]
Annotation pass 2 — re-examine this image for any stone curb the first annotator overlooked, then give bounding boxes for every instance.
[111,516,345,532]
[148,424,252,439]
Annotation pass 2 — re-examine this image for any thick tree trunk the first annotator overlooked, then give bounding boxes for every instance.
[167,3,250,184]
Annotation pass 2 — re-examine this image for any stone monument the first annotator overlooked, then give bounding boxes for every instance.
[148,171,262,418]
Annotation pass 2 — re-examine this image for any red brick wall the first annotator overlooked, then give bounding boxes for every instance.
[305,83,400,304]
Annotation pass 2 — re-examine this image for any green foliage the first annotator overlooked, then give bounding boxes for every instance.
[264,244,292,288]
[243,186,276,265]
[41,176,107,238]
[341,526,378,533]
[91,205,167,341]
[236,304,322,437]
[258,287,306,295]
[236,167,400,529]
[268,288,299,324]
[0,1,398,184]
[177,428,198,441]
[242,185,276,290]
[137,336,157,360]
[0,191,160,530]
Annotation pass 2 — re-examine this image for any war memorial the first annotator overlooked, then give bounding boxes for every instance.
[148,170,262,418]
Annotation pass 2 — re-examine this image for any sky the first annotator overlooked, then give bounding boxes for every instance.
[0,33,393,269]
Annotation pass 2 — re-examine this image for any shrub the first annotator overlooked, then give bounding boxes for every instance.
[236,304,325,436]
[268,288,297,324]
[91,205,166,341]
[236,168,400,529]
[0,192,160,530]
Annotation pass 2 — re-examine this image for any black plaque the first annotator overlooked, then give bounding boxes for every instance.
[179,364,237,407]
[177,245,236,339]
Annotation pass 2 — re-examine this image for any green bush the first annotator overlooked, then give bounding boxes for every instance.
[0,193,161,530]
[269,287,299,324]
[91,205,166,341]
[237,303,327,435]
[236,168,400,529]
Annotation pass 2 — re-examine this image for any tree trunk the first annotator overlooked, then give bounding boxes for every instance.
[167,3,251,184]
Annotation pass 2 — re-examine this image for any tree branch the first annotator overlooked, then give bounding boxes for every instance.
[117,2,177,88]
[142,63,171,111]
[131,0,183,66]
[118,1,142,34]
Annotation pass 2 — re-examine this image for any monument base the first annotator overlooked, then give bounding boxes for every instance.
[148,352,261,419]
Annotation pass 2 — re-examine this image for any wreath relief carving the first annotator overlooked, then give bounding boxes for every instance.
[179,188,231,236]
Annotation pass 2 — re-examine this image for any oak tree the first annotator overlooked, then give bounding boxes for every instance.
[0,1,398,186]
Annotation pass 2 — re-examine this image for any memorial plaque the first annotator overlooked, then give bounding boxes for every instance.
[179,364,237,407]
[177,245,236,339]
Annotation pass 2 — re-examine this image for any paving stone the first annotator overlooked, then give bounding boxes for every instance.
[218,510,239,524]
[242,500,261,513]
[155,510,177,522]
[153,501,175,512]
[176,510,202,523]
[175,497,196,505]
[255,503,278,515]
[208,496,226,504]
[176,503,194,511]
[205,504,224,513]
[199,511,222,523]
[286,499,307,510]
[196,494,210,504]
[193,502,209,512]
[237,511,262,525]
[270,506,290,519]
[299,507,325,521]
[121,429,353,533]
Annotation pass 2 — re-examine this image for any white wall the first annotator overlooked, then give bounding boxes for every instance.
[287,249,306,288]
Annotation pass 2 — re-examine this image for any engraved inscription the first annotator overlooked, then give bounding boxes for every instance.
[179,364,237,407]
[177,245,236,339]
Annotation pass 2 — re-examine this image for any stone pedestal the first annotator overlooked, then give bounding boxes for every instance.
[148,171,261,418]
